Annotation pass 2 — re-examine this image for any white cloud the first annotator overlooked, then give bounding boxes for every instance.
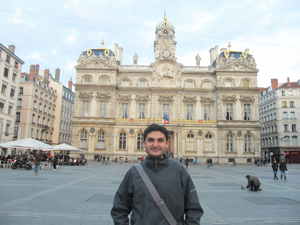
[51,49,57,54]
[68,36,75,43]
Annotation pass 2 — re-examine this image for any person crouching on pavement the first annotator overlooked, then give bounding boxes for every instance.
[246,175,262,191]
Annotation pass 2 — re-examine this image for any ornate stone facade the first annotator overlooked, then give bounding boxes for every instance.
[71,18,261,164]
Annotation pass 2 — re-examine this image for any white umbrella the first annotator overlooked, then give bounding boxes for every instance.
[0,137,56,150]
[47,143,84,152]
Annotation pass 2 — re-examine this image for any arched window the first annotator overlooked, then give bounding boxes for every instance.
[243,80,250,87]
[226,134,234,152]
[244,135,252,152]
[80,131,87,148]
[186,134,194,151]
[119,132,126,149]
[97,132,105,149]
[205,134,212,151]
[100,76,108,85]
[84,76,91,84]
[137,133,144,150]
[225,79,233,87]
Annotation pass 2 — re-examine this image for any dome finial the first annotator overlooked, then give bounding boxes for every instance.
[164,11,167,22]
[228,42,231,50]
[101,40,105,48]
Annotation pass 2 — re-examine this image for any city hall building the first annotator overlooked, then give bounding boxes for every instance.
[71,18,261,163]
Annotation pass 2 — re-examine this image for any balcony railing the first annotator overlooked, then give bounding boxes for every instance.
[115,118,217,125]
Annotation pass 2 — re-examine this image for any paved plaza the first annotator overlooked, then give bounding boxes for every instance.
[1,161,300,225]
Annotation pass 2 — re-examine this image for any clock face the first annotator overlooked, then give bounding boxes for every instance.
[160,39,170,50]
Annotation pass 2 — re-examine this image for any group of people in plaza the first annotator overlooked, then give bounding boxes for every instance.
[272,159,288,181]
[254,157,268,166]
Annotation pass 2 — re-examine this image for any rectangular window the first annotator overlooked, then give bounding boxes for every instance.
[36,130,39,139]
[14,61,19,69]
[292,124,297,132]
[17,99,22,107]
[186,104,194,120]
[283,112,288,119]
[10,88,15,97]
[16,112,21,122]
[4,67,9,78]
[289,90,293,96]
[0,102,4,113]
[226,104,233,120]
[162,104,170,119]
[32,114,35,123]
[284,124,288,132]
[1,83,7,94]
[99,101,106,117]
[8,105,13,114]
[19,87,23,94]
[5,123,10,136]
[204,105,211,120]
[282,91,285,96]
[12,73,17,82]
[291,112,295,119]
[138,103,146,119]
[30,128,34,138]
[292,137,298,146]
[82,100,89,117]
[244,104,251,120]
[121,103,128,118]
[6,55,10,63]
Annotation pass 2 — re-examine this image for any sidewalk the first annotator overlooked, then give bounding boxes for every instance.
[0,161,300,225]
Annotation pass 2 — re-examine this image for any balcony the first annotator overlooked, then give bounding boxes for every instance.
[36,138,39,140]
[15,120,20,123]
[290,106,295,108]
[282,106,287,108]
[48,113,51,116]
[283,130,289,132]
[43,112,47,114]
[33,108,37,111]
[40,97,43,101]
[290,118,297,120]
[35,94,38,98]
[52,115,55,118]
[45,100,48,103]
[17,106,22,109]
[283,118,289,120]
[39,110,42,113]
[49,102,52,105]
[31,122,36,125]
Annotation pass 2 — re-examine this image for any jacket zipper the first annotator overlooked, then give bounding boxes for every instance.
[155,159,158,223]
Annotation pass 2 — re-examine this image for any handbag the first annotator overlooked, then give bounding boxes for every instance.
[134,164,177,225]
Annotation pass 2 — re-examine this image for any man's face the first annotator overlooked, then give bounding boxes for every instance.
[143,131,169,159]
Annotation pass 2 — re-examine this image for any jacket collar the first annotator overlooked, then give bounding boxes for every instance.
[144,154,169,170]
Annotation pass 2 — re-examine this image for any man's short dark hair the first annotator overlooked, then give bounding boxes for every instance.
[246,175,250,178]
[144,123,169,142]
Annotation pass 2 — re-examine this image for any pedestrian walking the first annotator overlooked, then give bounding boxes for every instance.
[279,159,288,181]
[272,160,278,180]
[209,158,213,167]
[53,152,59,171]
[33,150,42,175]
[111,123,203,224]
[185,157,189,169]
[195,157,197,165]
[206,158,210,168]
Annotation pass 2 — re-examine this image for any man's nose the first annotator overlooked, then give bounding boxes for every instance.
[153,140,159,147]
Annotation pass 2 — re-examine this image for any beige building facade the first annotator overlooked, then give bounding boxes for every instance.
[259,78,300,163]
[0,44,24,154]
[72,18,261,163]
[15,65,74,150]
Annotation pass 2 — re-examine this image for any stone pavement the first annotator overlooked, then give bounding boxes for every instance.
[1,161,300,225]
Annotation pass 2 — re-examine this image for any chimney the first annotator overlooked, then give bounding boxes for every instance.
[287,77,290,86]
[271,79,278,90]
[215,46,219,60]
[55,68,60,82]
[29,65,35,81]
[34,64,40,82]
[114,43,118,60]
[209,48,215,66]
[8,45,15,54]
[118,47,123,65]
[68,77,73,90]
[44,69,50,85]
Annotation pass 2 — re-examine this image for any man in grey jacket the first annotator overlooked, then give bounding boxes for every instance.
[111,123,203,224]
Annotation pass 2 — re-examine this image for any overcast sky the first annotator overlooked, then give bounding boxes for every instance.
[1,0,299,88]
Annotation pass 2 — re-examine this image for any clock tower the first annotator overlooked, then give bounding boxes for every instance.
[154,17,177,60]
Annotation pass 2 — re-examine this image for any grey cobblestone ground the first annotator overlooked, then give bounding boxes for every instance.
[1,161,300,225]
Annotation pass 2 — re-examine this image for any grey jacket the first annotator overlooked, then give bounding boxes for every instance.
[111,155,203,225]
